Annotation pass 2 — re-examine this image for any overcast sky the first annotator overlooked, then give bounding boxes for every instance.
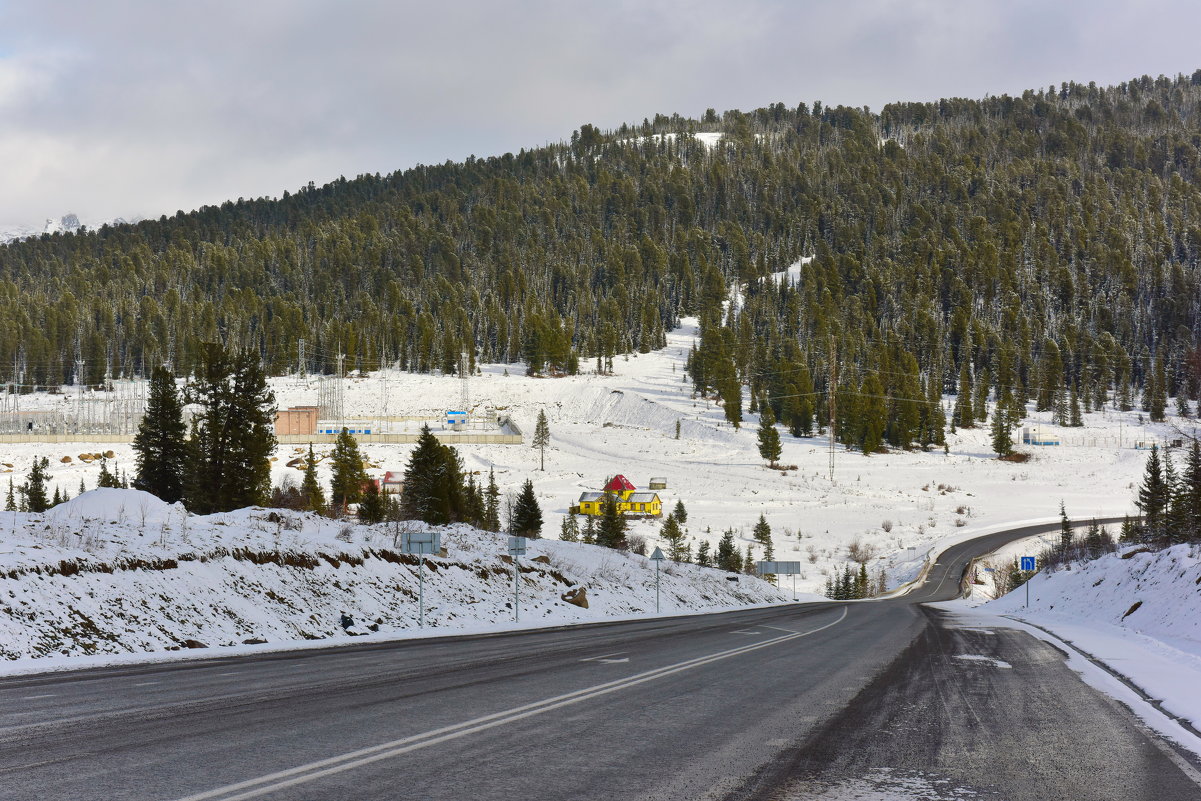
[0,0,1197,228]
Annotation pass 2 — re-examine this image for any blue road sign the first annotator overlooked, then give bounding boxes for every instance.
[1020,556,1036,571]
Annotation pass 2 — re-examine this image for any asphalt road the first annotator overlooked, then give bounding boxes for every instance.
[1,520,1198,801]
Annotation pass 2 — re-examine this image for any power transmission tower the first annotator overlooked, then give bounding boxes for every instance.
[298,338,307,383]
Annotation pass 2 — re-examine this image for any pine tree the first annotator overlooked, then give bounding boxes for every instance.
[1058,500,1073,555]
[596,492,628,550]
[78,477,86,496]
[401,424,465,525]
[859,373,887,453]
[752,513,771,545]
[184,343,276,514]
[991,405,1014,457]
[696,539,711,566]
[358,480,386,524]
[1179,441,1201,542]
[742,547,756,575]
[1136,444,1169,538]
[4,478,16,512]
[1068,384,1084,427]
[23,456,50,513]
[857,563,870,598]
[757,406,782,466]
[560,514,580,542]
[512,479,543,537]
[301,445,326,514]
[953,362,974,429]
[330,428,369,514]
[96,457,120,489]
[532,409,551,471]
[132,365,187,503]
[51,486,62,507]
[673,499,687,523]
[661,513,686,560]
[1148,355,1168,422]
[716,528,740,572]
[581,514,597,545]
[484,467,501,532]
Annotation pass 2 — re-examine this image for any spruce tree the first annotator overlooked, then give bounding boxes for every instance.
[660,513,686,560]
[953,362,974,429]
[184,343,276,514]
[1058,500,1073,555]
[23,456,50,513]
[532,409,551,471]
[301,445,326,513]
[96,457,120,489]
[716,529,739,572]
[757,406,782,467]
[1068,384,1084,427]
[752,513,771,545]
[990,406,1014,457]
[4,478,16,512]
[560,514,580,542]
[581,514,597,545]
[512,479,543,537]
[696,539,712,567]
[859,373,886,453]
[330,428,369,514]
[358,480,386,524]
[1179,441,1201,542]
[1136,444,1169,538]
[672,499,687,524]
[484,468,501,532]
[401,424,465,525]
[132,365,186,503]
[596,492,628,550]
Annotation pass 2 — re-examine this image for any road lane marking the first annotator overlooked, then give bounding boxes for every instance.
[730,629,762,635]
[579,652,628,663]
[171,606,850,801]
[20,694,55,700]
[133,681,160,687]
[763,625,799,634]
[217,672,241,676]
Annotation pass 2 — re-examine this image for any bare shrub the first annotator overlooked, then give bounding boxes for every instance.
[954,518,967,527]
[846,539,877,564]
[881,520,893,533]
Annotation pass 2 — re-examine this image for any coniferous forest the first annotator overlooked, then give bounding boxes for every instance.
[2,71,1201,449]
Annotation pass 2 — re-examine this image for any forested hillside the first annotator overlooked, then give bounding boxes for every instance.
[2,72,1200,443]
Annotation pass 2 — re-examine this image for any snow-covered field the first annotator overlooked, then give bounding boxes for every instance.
[1,315,1179,599]
[0,488,797,671]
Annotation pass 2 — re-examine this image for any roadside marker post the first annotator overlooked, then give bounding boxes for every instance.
[758,561,803,601]
[1020,556,1036,608]
[649,547,666,613]
[401,532,441,628]
[508,536,528,622]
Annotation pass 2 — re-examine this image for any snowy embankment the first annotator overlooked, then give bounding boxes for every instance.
[0,489,792,672]
[947,542,1201,737]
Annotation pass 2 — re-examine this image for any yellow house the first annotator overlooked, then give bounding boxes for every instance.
[574,488,663,518]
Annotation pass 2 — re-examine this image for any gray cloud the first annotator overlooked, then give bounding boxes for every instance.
[0,0,1197,227]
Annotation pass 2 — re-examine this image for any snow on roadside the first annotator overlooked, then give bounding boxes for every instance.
[0,489,796,671]
[940,542,1201,742]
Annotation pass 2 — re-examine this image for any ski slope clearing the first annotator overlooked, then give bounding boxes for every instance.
[0,489,794,670]
[0,317,1179,599]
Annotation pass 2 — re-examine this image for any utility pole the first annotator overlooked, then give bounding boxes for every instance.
[828,334,837,483]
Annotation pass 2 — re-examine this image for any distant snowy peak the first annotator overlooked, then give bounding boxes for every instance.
[1,213,132,244]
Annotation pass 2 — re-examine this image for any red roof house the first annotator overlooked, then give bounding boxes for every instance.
[603,474,637,497]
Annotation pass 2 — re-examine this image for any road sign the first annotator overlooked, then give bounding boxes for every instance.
[649,547,665,561]
[401,531,441,556]
[400,532,441,628]
[756,561,801,575]
[508,536,527,622]
[649,547,665,613]
[757,561,803,600]
[1020,556,1036,571]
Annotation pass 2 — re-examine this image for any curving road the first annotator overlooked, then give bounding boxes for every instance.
[1,520,1198,801]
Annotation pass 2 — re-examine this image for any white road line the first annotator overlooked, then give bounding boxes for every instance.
[217,672,241,676]
[762,625,800,634]
[133,681,160,687]
[579,652,627,662]
[730,629,762,635]
[172,606,849,801]
[20,694,55,700]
